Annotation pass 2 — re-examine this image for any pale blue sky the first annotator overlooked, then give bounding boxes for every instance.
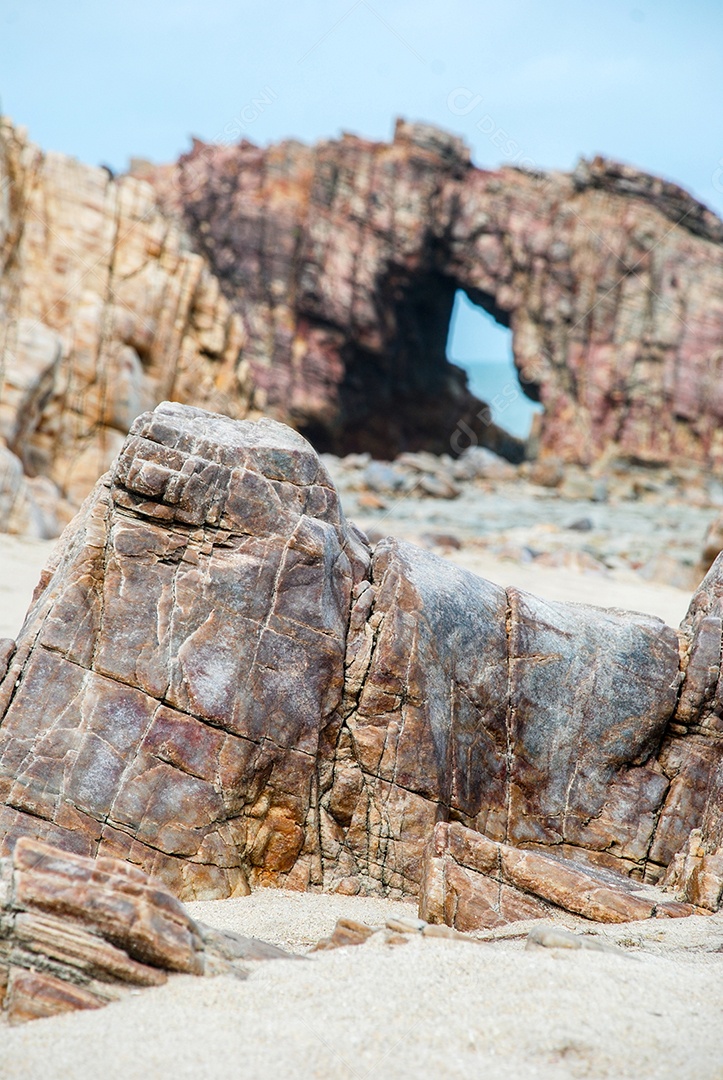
[1,0,721,387]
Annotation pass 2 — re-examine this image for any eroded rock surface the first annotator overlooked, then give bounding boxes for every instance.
[0,403,720,920]
[0,403,369,899]
[418,821,698,933]
[0,118,252,539]
[146,119,723,467]
[0,836,291,1024]
[4,117,723,539]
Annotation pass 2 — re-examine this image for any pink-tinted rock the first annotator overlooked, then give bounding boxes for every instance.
[6,117,723,539]
[0,836,292,1023]
[0,402,719,921]
[419,822,699,931]
[0,403,369,899]
[147,120,723,468]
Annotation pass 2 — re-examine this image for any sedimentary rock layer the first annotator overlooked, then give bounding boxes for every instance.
[4,116,723,538]
[0,403,720,909]
[0,836,290,1023]
[418,821,698,932]
[0,118,252,538]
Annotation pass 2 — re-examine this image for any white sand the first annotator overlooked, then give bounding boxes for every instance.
[2,891,723,1079]
[0,535,55,639]
[444,549,692,627]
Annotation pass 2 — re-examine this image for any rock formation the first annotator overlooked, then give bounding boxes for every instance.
[418,822,697,932]
[0,835,292,1023]
[4,115,723,538]
[0,403,720,924]
[0,117,253,539]
[147,119,723,467]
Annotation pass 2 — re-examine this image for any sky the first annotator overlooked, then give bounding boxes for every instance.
[1,0,722,412]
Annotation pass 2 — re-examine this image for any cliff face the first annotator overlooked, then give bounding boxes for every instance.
[2,116,723,537]
[0,119,252,536]
[147,119,723,467]
[139,123,518,462]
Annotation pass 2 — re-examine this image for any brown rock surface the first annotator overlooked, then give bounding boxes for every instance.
[0,402,720,924]
[0,402,369,899]
[5,116,723,538]
[148,119,723,467]
[418,822,698,932]
[0,835,292,1023]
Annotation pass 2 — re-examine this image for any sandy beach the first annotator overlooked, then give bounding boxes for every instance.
[2,890,722,1079]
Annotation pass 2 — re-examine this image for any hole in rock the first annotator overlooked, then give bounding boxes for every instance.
[447,290,543,440]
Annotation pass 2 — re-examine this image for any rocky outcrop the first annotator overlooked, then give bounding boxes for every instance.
[146,119,723,468]
[0,118,252,538]
[0,836,292,1023]
[0,403,369,899]
[4,116,723,540]
[0,403,721,918]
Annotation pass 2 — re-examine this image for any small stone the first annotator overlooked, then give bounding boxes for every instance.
[0,838,292,1023]
[362,462,406,493]
[529,458,564,488]
[567,516,594,532]
[357,492,387,510]
[311,919,378,951]
[385,917,428,934]
[419,532,462,550]
[421,924,470,941]
[526,926,630,956]
[418,473,461,499]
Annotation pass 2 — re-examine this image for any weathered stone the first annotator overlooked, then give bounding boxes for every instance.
[145,120,723,469]
[661,829,723,911]
[0,403,369,899]
[311,918,377,951]
[650,554,723,876]
[419,822,699,931]
[0,403,720,926]
[0,836,293,1023]
[5,117,723,538]
[525,926,629,955]
[0,117,251,539]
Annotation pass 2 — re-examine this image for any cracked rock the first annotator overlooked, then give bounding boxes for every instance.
[0,403,720,927]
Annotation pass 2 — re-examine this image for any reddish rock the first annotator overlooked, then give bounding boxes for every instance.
[0,403,369,899]
[0,836,292,1023]
[5,118,723,538]
[0,403,720,923]
[419,822,699,931]
[149,120,723,468]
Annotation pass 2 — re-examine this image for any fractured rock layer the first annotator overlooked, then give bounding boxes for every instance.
[418,821,698,933]
[0,836,291,1024]
[0,403,720,909]
[4,116,723,538]
[0,118,252,538]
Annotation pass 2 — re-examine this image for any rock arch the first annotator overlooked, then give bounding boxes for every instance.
[146,119,723,467]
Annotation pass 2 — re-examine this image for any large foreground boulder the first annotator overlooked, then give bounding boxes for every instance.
[0,402,721,918]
